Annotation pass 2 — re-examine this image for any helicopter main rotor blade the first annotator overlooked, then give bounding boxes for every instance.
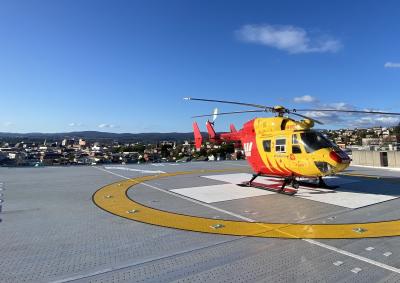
[294,109,400,115]
[192,110,266,118]
[184,97,273,110]
[290,112,324,125]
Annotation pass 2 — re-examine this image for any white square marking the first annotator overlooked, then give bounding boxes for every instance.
[295,188,396,209]
[193,173,398,208]
[202,173,257,184]
[170,184,274,203]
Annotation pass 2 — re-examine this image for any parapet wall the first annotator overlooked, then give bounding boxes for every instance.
[387,151,400,167]
[351,150,400,167]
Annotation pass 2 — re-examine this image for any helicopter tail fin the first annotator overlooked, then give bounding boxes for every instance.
[206,120,217,141]
[230,124,237,133]
[193,122,203,151]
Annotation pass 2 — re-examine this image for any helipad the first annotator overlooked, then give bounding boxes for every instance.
[2,161,400,282]
[93,169,400,239]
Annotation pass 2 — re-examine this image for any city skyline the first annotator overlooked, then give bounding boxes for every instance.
[1,0,400,133]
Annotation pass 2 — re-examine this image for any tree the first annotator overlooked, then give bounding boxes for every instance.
[160,144,172,158]
[219,143,235,156]
[132,144,146,153]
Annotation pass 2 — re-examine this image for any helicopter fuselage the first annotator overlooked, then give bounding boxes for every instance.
[197,116,351,178]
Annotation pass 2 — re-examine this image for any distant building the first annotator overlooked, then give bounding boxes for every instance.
[362,138,381,146]
[61,139,75,147]
[79,139,86,146]
[336,143,346,149]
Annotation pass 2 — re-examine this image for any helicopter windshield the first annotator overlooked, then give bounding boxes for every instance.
[300,131,335,153]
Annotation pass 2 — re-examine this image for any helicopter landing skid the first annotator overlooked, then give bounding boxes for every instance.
[298,177,339,190]
[238,174,298,196]
[240,181,298,196]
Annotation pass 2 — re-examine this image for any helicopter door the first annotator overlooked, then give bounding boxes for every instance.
[274,137,289,172]
[289,133,306,170]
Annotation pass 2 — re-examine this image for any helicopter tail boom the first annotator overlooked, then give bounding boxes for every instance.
[206,120,242,142]
[193,120,242,150]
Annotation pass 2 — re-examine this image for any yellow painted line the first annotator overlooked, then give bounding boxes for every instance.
[93,169,400,239]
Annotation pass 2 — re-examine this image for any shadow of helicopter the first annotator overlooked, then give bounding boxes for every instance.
[298,175,400,197]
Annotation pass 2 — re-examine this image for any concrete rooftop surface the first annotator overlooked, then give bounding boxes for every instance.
[2,161,400,282]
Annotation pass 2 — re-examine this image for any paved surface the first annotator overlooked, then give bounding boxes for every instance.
[1,161,400,282]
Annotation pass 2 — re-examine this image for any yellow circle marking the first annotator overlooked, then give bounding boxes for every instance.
[93,169,400,239]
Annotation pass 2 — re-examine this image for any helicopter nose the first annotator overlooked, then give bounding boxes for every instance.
[329,151,342,163]
[330,150,351,164]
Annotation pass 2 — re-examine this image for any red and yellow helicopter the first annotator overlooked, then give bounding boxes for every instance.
[185,97,400,195]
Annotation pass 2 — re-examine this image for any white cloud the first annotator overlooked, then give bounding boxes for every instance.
[325,102,353,111]
[98,123,115,129]
[376,116,400,124]
[351,116,400,127]
[293,95,318,103]
[304,111,332,118]
[303,111,344,125]
[298,102,355,124]
[236,24,342,54]
[301,103,400,127]
[384,62,400,68]
[68,122,83,127]
[3,122,13,127]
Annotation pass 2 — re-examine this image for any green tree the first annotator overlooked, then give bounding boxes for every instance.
[132,144,146,153]
[160,144,172,158]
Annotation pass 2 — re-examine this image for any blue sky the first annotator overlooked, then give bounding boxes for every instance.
[1,0,400,133]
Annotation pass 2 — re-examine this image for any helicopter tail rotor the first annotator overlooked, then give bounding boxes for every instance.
[212,108,219,123]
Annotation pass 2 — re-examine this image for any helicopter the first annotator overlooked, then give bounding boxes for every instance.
[185,97,400,195]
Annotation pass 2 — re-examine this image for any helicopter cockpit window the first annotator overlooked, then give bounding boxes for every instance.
[292,134,298,144]
[263,140,271,152]
[275,138,286,153]
[300,131,334,153]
